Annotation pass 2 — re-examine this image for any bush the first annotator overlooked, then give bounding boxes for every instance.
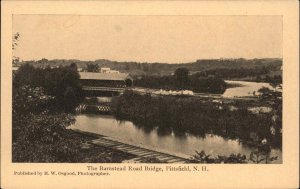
[13,112,80,162]
[12,84,81,162]
[189,150,277,164]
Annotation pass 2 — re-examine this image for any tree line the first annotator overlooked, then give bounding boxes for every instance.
[134,67,227,94]
[194,67,282,83]
[17,58,282,77]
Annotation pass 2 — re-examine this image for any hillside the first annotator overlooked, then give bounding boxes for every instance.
[16,58,282,77]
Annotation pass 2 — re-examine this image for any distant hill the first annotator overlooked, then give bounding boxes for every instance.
[16,58,282,76]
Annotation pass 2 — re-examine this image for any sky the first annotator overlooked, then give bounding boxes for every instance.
[13,15,282,63]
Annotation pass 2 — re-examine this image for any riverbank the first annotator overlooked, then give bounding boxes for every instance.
[69,130,135,162]
[69,129,181,163]
[65,130,137,163]
[70,125,281,164]
[111,90,282,150]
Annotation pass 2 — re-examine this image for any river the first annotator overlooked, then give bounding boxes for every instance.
[71,114,282,163]
[223,80,280,98]
[71,80,282,163]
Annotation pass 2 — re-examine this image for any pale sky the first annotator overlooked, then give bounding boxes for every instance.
[13,15,282,63]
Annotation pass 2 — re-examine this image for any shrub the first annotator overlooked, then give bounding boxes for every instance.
[12,84,81,162]
[189,150,277,164]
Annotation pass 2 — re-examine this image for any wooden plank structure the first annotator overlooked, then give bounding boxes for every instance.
[75,103,112,114]
[89,137,189,163]
[82,86,125,92]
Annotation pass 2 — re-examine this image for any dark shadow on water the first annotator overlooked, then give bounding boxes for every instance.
[77,113,282,151]
[156,127,173,136]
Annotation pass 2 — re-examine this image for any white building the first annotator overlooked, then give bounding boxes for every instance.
[100,67,120,74]
[100,67,111,73]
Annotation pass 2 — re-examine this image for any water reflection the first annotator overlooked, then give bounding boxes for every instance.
[157,127,173,137]
[223,80,277,97]
[70,114,282,163]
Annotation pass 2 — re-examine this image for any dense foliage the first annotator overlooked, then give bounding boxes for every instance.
[189,150,278,164]
[134,68,227,94]
[86,63,100,72]
[12,64,85,162]
[12,85,82,162]
[12,64,135,162]
[189,150,247,164]
[13,63,83,112]
[112,90,282,149]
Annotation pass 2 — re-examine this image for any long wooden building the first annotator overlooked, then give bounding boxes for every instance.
[79,72,133,88]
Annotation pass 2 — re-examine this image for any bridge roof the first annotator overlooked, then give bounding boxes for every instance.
[79,72,132,81]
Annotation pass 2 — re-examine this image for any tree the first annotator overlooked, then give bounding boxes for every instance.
[12,64,83,162]
[12,32,20,50]
[63,86,77,110]
[13,63,83,112]
[257,86,282,148]
[86,63,99,72]
[12,33,20,64]
[12,85,80,162]
[174,67,189,88]
[37,58,49,64]
[70,63,78,71]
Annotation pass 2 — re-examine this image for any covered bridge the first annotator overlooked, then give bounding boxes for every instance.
[79,72,133,96]
[80,72,133,88]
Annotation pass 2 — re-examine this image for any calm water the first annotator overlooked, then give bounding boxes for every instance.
[223,80,279,98]
[71,114,282,163]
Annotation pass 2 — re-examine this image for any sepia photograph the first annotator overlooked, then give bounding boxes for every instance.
[2,1,299,189]
[12,15,283,164]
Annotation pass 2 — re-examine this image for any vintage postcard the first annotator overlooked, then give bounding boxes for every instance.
[1,0,299,188]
